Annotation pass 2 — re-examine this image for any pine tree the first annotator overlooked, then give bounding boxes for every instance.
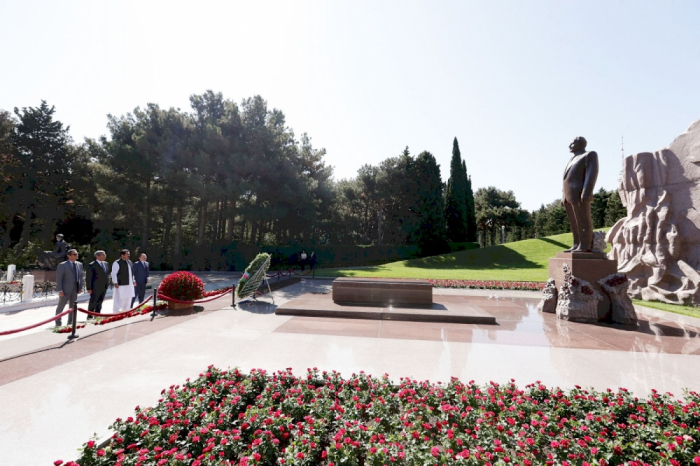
[444,137,468,242]
[462,159,477,242]
[10,101,72,248]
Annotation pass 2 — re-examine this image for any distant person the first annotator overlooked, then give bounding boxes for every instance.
[54,249,84,327]
[37,234,70,270]
[300,250,308,271]
[309,251,317,270]
[87,250,110,317]
[111,249,135,313]
[131,253,150,307]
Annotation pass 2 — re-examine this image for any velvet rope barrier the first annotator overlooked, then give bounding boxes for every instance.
[158,288,232,304]
[290,269,313,276]
[77,295,153,317]
[0,309,74,336]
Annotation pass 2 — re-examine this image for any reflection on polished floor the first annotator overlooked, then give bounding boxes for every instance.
[274,294,700,355]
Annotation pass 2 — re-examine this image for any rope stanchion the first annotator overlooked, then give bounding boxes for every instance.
[291,269,313,277]
[0,309,73,336]
[151,287,158,317]
[78,295,153,317]
[68,300,79,340]
[157,289,232,305]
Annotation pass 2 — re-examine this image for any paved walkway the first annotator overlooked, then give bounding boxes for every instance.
[1,278,699,464]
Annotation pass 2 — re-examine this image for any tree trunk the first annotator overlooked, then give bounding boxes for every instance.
[213,199,221,241]
[0,217,13,252]
[377,206,383,246]
[162,201,173,253]
[141,180,150,251]
[18,208,33,248]
[219,199,226,239]
[225,200,236,242]
[251,220,259,245]
[198,201,207,247]
[174,205,183,269]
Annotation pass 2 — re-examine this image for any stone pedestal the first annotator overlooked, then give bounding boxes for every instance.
[32,270,57,283]
[549,252,618,320]
[22,274,34,302]
[7,264,16,282]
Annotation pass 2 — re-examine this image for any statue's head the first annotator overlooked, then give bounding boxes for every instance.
[569,137,587,153]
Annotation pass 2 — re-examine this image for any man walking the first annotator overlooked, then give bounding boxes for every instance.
[131,253,150,307]
[54,249,84,326]
[111,249,135,313]
[87,250,110,317]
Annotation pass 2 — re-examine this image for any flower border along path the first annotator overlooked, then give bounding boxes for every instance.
[429,279,545,292]
[62,367,700,466]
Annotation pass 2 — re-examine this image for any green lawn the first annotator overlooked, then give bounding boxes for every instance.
[317,230,610,282]
[632,299,700,319]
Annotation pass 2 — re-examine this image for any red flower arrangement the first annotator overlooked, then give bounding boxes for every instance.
[67,367,700,466]
[159,271,205,301]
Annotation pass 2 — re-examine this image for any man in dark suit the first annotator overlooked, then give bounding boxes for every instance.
[87,250,110,317]
[562,136,599,252]
[131,252,150,307]
[54,249,85,326]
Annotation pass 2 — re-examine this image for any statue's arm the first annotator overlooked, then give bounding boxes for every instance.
[582,151,599,201]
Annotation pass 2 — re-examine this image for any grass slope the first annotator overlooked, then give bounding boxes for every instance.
[318,230,610,282]
[632,299,700,319]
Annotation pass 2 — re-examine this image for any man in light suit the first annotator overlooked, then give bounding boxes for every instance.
[54,249,85,326]
[131,252,150,307]
[562,136,599,252]
[87,250,110,316]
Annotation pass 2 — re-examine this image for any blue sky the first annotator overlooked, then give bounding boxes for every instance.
[1,0,699,210]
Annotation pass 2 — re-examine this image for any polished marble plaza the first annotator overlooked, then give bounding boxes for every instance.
[1,278,699,464]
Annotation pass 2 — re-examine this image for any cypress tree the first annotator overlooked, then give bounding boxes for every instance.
[412,151,448,254]
[462,159,477,242]
[444,137,468,242]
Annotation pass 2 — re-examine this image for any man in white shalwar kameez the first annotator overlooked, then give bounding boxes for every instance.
[111,249,136,312]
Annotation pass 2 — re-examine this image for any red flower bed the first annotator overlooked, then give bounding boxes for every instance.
[203,286,233,298]
[64,367,700,466]
[93,303,168,325]
[429,279,546,291]
[53,324,86,333]
[159,272,205,301]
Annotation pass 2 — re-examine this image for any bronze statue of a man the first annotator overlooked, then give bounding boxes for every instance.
[562,136,598,252]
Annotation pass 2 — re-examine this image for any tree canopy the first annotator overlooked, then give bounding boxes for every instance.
[0,95,628,269]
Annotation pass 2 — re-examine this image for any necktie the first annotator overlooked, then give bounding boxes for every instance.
[101,262,107,273]
[73,262,78,288]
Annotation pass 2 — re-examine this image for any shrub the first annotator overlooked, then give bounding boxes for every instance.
[158,271,204,301]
